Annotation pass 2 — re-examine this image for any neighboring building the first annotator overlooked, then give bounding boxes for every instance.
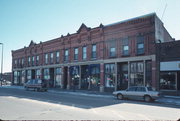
[12,13,174,92]
[2,72,12,82]
[156,40,180,95]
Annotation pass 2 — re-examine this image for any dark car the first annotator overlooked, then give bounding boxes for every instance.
[24,79,48,91]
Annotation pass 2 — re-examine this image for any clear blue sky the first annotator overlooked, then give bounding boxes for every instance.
[0,0,180,73]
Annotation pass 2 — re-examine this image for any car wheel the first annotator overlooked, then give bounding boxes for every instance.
[117,94,123,100]
[144,95,152,102]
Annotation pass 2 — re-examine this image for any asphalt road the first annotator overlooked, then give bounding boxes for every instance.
[0,88,180,120]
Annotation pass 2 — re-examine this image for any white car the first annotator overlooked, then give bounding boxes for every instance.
[113,86,160,102]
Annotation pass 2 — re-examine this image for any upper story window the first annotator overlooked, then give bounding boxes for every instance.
[82,46,87,60]
[50,52,54,64]
[36,55,39,65]
[28,57,31,66]
[122,38,129,56]
[18,59,21,67]
[109,41,116,57]
[91,44,96,59]
[137,35,145,55]
[22,58,24,66]
[14,59,17,66]
[110,47,116,57]
[32,56,35,66]
[56,51,60,63]
[64,49,69,61]
[45,53,48,64]
[74,48,78,60]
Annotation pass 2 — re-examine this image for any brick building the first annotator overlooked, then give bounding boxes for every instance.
[12,13,174,92]
[156,40,180,95]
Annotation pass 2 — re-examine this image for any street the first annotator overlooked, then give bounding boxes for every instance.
[0,87,180,120]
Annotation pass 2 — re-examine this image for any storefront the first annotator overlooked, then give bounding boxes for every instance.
[21,70,25,84]
[81,64,100,90]
[130,62,144,86]
[36,69,41,79]
[55,67,63,88]
[105,63,115,91]
[27,70,31,81]
[13,71,18,85]
[160,61,180,90]
[117,63,128,90]
[89,64,100,90]
[70,66,80,89]
[81,65,89,89]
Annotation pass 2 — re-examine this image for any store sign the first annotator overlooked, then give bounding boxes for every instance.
[160,61,180,71]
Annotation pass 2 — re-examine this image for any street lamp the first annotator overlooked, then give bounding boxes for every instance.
[0,43,3,86]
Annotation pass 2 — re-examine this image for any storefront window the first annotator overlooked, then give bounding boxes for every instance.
[105,64,115,87]
[55,68,62,87]
[13,71,18,84]
[27,70,31,80]
[118,63,128,90]
[21,70,25,84]
[130,62,144,86]
[88,64,100,90]
[44,69,50,80]
[81,65,89,89]
[160,72,176,90]
[36,69,41,79]
[70,66,80,86]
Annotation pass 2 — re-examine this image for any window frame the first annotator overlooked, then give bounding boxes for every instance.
[82,46,87,60]
[74,48,78,61]
[64,49,69,61]
[122,38,129,56]
[136,35,145,55]
[56,51,60,63]
[91,44,97,59]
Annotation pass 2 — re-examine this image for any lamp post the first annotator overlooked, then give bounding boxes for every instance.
[0,43,3,86]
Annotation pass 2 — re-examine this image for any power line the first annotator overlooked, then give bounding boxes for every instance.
[161,3,167,21]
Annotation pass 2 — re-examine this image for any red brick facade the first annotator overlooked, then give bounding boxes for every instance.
[12,13,174,92]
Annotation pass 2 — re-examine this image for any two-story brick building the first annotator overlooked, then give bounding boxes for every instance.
[12,13,174,92]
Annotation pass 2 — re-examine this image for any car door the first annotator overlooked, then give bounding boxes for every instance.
[125,87,137,99]
[136,87,146,100]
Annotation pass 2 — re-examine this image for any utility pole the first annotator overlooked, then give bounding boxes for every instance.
[0,43,3,86]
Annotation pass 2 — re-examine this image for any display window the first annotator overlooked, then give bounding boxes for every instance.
[105,64,115,87]
[130,62,144,86]
[160,72,177,90]
[55,68,62,87]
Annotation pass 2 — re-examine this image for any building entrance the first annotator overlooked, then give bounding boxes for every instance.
[49,68,55,87]
[31,70,35,79]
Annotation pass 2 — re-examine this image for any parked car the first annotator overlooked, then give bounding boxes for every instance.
[113,86,160,102]
[24,79,48,91]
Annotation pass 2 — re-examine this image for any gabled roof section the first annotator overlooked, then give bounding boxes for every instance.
[29,40,36,47]
[77,23,91,33]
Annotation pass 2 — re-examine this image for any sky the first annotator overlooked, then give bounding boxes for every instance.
[0,0,180,73]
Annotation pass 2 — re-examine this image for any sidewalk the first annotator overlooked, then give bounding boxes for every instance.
[1,85,180,106]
